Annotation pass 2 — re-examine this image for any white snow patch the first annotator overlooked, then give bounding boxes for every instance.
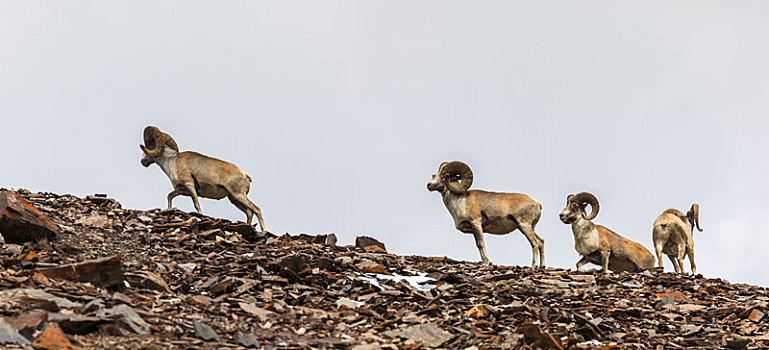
[357,270,436,292]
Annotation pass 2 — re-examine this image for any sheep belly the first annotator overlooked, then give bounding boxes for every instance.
[482,216,517,234]
[196,183,229,200]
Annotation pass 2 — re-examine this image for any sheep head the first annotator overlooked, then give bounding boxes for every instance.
[559,192,600,223]
[139,126,179,167]
[427,161,473,194]
[687,204,703,232]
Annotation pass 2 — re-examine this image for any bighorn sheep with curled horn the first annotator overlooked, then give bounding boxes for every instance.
[559,192,654,272]
[139,126,266,231]
[427,161,545,267]
[652,204,702,274]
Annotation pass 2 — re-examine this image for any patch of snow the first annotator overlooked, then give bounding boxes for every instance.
[357,270,436,292]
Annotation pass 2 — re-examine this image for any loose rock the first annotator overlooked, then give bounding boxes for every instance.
[0,190,58,243]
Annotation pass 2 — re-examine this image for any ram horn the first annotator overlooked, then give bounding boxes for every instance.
[441,161,474,194]
[572,192,600,220]
[141,126,179,156]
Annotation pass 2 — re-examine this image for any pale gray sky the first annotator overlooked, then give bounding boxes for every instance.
[2,2,769,285]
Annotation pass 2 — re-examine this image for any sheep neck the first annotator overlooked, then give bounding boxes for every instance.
[441,190,468,222]
[570,215,600,256]
[570,215,595,236]
[154,152,179,184]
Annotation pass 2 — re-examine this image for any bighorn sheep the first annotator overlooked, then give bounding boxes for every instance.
[139,126,266,231]
[559,192,654,272]
[652,204,702,274]
[426,161,545,267]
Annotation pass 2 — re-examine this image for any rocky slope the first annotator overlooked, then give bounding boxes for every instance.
[0,189,768,349]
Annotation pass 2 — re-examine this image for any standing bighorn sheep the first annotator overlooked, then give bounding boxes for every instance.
[139,126,266,231]
[652,204,702,274]
[427,161,545,267]
[559,192,654,272]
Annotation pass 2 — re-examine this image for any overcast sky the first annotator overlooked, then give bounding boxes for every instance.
[2,1,769,285]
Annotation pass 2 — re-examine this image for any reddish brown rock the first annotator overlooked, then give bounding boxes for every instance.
[0,190,58,243]
[355,236,386,252]
[33,323,78,350]
[355,259,389,274]
[749,309,765,323]
[34,255,124,289]
[3,310,47,339]
[125,271,170,293]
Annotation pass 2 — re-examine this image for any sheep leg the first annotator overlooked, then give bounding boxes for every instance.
[686,247,696,275]
[676,246,687,274]
[601,250,610,272]
[667,254,681,273]
[166,190,183,210]
[653,241,665,269]
[227,193,267,232]
[185,185,203,214]
[228,197,251,221]
[470,223,491,265]
[518,224,544,268]
[576,256,590,271]
[246,198,267,232]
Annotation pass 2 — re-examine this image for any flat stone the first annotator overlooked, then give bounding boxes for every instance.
[0,190,58,243]
[655,295,676,310]
[464,304,498,319]
[336,297,364,309]
[97,304,149,334]
[355,259,388,274]
[0,288,82,309]
[126,271,170,293]
[239,302,275,321]
[33,323,76,350]
[3,310,47,338]
[193,319,220,342]
[355,236,386,252]
[678,304,707,314]
[209,277,239,295]
[48,313,108,334]
[75,212,110,228]
[178,263,197,273]
[0,317,31,344]
[383,324,453,347]
[82,298,105,313]
[236,331,260,348]
[34,255,124,289]
[655,291,691,303]
[187,295,213,307]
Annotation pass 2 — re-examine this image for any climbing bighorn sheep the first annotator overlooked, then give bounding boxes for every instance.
[652,204,702,274]
[139,126,266,231]
[559,192,654,272]
[427,161,545,267]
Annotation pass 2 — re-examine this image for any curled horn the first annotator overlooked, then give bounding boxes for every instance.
[571,192,600,220]
[688,204,703,232]
[141,126,179,157]
[441,161,474,194]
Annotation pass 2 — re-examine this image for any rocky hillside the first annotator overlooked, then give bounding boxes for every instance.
[0,189,767,349]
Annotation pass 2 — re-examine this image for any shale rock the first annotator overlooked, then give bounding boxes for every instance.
[0,189,58,243]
